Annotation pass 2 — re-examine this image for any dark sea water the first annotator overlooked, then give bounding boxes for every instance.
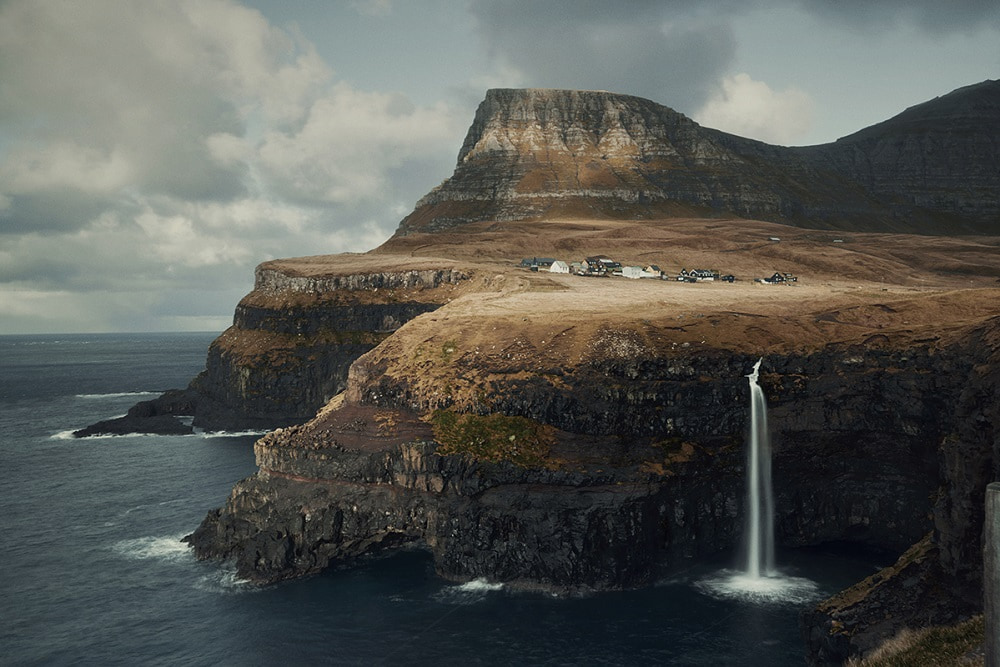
[1,333,884,666]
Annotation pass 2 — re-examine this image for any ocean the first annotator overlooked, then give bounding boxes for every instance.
[1,332,882,665]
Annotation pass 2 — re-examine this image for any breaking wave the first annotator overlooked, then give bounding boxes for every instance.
[52,430,183,441]
[196,429,270,438]
[52,428,267,441]
[75,391,159,399]
[113,534,192,563]
[433,578,504,605]
[193,568,259,595]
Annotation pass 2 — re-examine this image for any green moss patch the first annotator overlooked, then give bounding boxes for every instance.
[429,409,554,467]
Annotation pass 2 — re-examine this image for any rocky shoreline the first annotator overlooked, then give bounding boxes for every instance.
[80,248,999,664]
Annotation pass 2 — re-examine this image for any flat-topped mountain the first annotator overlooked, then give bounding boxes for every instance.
[398,82,999,236]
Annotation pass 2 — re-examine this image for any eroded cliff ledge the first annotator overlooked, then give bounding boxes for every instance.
[187,337,972,590]
[74,256,471,436]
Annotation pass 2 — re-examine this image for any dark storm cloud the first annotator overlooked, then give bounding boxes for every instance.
[793,0,1000,33]
[0,191,116,236]
[468,0,739,111]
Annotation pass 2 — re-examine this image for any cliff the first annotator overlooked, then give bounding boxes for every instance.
[186,337,977,590]
[75,256,471,436]
[397,83,999,236]
[179,223,1000,663]
[79,82,1000,437]
[186,275,1000,665]
[77,82,1000,664]
[186,258,470,430]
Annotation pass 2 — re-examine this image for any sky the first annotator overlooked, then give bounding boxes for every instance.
[0,0,997,334]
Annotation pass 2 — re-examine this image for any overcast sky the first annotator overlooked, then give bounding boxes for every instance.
[1,0,997,334]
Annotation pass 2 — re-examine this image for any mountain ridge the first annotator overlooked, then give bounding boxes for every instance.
[396,82,999,237]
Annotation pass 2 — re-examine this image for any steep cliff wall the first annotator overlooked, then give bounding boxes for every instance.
[802,316,1000,664]
[187,329,984,596]
[397,83,999,236]
[800,80,1000,230]
[187,263,470,429]
[75,260,471,436]
[165,81,1000,663]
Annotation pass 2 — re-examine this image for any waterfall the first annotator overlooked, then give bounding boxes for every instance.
[694,358,819,602]
[744,358,775,578]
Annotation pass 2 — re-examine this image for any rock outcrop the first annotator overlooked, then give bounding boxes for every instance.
[801,316,1000,663]
[185,263,469,430]
[76,259,470,436]
[183,246,1000,662]
[398,83,999,236]
[185,404,730,590]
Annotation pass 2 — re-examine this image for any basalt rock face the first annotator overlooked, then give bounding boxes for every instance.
[76,263,469,436]
[801,80,1000,230]
[397,83,1000,236]
[186,430,733,590]
[187,340,978,597]
[186,266,469,430]
[801,317,1000,665]
[353,344,965,554]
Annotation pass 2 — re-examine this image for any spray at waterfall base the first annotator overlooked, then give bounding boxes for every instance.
[695,359,819,604]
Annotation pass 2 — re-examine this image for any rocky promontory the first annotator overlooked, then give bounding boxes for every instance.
[75,256,471,436]
[185,256,1000,664]
[187,331,985,591]
[84,83,1000,664]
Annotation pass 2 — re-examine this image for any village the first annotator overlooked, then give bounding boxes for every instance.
[519,255,798,285]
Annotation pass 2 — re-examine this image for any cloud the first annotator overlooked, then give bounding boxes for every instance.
[0,0,462,332]
[0,0,311,229]
[468,0,738,111]
[350,0,394,17]
[791,0,1000,34]
[694,73,815,144]
[255,86,459,205]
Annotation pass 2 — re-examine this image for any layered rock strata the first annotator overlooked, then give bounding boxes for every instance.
[398,83,999,236]
[76,260,469,436]
[133,81,1000,663]
[188,334,981,597]
[186,403,736,590]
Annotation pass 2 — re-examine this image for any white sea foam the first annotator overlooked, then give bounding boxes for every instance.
[113,534,192,563]
[433,578,504,604]
[194,568,258,595]
[694,568,821,605]
[198,429,270,438]
[54,430,188,441]
[457,578,504,593]
[75,391,159,399]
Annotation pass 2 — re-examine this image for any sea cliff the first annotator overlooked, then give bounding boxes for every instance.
[187,342,969,589]
[186,276,1000,665]
[88,83,1000,664]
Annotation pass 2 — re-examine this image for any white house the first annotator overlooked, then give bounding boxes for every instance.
[549,260,570,274]
[622,266,644,279]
